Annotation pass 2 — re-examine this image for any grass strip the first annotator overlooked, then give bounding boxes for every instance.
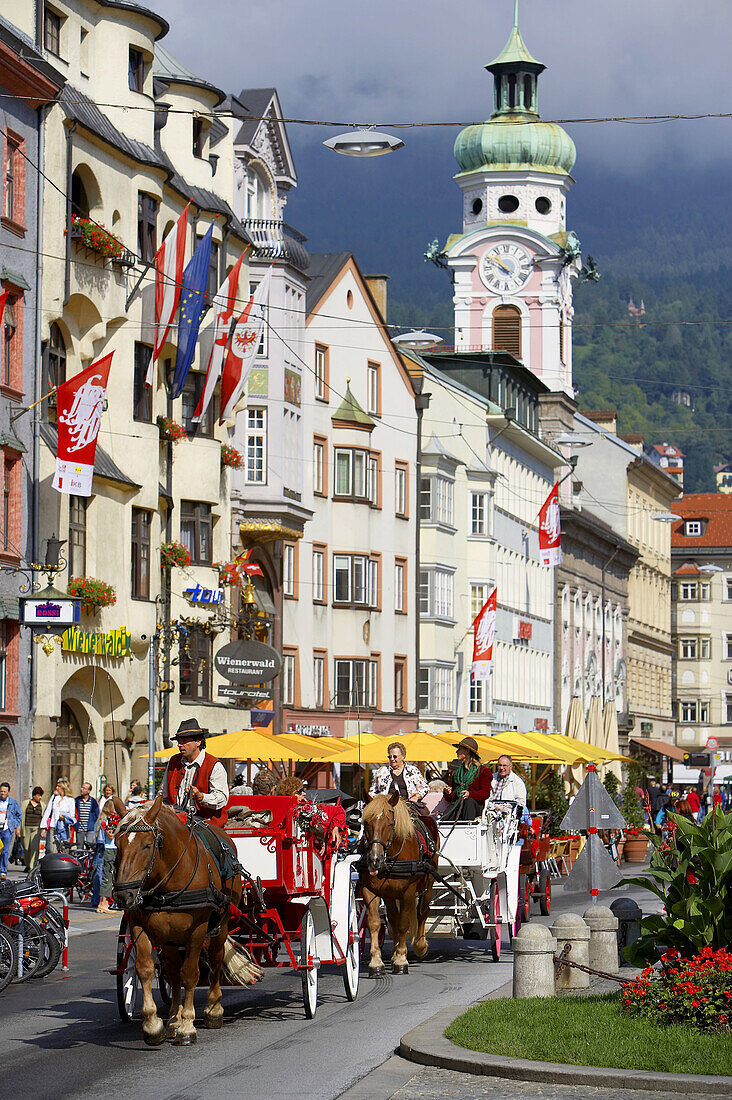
[445,994,732,1077]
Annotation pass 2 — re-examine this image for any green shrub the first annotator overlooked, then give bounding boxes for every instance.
[622,947,732,1033]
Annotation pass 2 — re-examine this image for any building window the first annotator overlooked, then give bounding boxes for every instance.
[395,558,406,613]
[420,569,454,619]
[248,282,267,357]
[725,578,732,602]
[333,553,378,607]
[334,659,377,708]
[128,47,144,93]
[470,491,489,535]
[699,581,711,600]
[193,117,205,159]
[679,637,698,659]
[394,657,406,711]
[43,322,66,400]
[179,626,212,701]
[43,6,62,55]
[4,137,21,224]
[131,508,152,599]
[0,621,6,710]
[420,475,454,526]
[137,192,158,263]
[367,361,380,415]
[313,438,324,495]
[314,654,325,709]
[312,547,325,603]
[679,582,697,601]
[132,342,152,422]
[68,496,87,577]
[314,344,328,401]
[725,694,732,724]
[2,296,17,389]
[334,447,376,503]
[684,520,702,537]
[246,408,267,482]
[679,701,697,723]
[282,653,295,706]
[180,501,212,564]
[470,582,490,621]
[0,452,20,557]
[395,463,408,517]
[51,703,84,789]
[283,542,297,598]
[470,679,485,714]
[419,666,454,714]
[725,634,732,660]
[699,701,710,723]
[181,371,214,437]
[492,304,521,358]
[207,240,219,300]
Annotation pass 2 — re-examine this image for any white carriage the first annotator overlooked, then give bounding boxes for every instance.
[426,801,522,960]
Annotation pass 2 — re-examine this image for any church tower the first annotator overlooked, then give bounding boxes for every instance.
[446,2,580,393]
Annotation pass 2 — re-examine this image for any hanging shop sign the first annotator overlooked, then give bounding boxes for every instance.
[215,639,281,685]
[184,584,224,606]
[22,595,80,626]
[287,723,331,737]
[62,625,131,658]
[217,685,272,701]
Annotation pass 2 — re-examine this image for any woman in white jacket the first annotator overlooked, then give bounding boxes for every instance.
[40,778,76,852]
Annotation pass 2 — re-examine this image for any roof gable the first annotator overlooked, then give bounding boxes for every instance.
[234,88,296,185]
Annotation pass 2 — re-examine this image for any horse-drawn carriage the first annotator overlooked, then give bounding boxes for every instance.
[115,794,361,1031]
[424,801,523,961]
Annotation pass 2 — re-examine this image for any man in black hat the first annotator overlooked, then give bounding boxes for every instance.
[161,719,229,827]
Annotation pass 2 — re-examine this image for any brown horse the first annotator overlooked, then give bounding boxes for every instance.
[113,793,260,1046]
[360,792,436,976]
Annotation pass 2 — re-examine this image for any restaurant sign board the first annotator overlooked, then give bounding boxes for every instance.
[215,640,281,685]
[62,625,131,658]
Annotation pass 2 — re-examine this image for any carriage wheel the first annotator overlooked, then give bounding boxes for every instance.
[343,885,360,1002]
[518,873,530,924]
[538,868,551,916]
[116,916,141,1023]
[489,881,502,963]
[300,910,318,1019]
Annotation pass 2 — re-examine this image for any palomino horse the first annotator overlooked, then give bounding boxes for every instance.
[360,792,437,976]
[113,794,260,1046]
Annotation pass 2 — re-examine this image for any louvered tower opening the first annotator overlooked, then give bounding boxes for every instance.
[492,305,522,358]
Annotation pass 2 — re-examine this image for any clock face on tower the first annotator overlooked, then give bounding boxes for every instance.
[479,242,533,293]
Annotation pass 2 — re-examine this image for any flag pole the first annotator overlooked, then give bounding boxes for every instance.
[9,386,58,422]
[523,461,577,535]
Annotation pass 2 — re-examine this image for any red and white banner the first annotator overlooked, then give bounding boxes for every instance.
[193,252,245,422]
[148,204,189,381]
[538,481,561,566]
[53,353,113,496]
[471,586,497,682]
[219,267,272,423]
[219,548,264,585]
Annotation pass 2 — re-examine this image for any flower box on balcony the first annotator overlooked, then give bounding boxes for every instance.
[161,542,191,570]
[221,444,244,470]
[67,576,117,614]
[157,416,188,443]
[66,216,126,261]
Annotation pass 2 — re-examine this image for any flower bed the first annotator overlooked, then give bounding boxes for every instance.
[67,215,126,261]
[161,541,191,570]
[157,416,188,443]
[67,576,116,613]
[622,948,732,1033]
[221,444,244,470]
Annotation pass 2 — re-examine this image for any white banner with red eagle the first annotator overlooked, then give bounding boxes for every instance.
[53,353,113,496]
[219,267,272,424]
[471,586,497,682]
[538,481,561,566]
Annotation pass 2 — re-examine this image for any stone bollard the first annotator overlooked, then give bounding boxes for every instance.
[551,912,590,990]
[583,905,620,974]
[512,923,556,999]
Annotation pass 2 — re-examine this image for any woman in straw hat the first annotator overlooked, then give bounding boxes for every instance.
[442,737,492,821]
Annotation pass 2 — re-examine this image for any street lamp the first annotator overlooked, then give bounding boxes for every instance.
[392,330,443,351]
[651,513,682,523]
[554,433,592,449]
[699,563,723,574]
[323,127,404,157]
[487,405,516,447]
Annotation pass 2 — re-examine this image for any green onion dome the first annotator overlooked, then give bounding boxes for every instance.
[454,117,576,176]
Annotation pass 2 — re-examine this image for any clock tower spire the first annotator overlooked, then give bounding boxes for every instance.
[445,3,581,394]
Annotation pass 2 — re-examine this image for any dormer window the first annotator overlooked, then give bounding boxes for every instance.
[193,118,205,159]
[684,520,703,537]
[129,47,144,93]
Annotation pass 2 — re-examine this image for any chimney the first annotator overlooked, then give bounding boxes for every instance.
[584,409,618,435]
[364,274,389,322]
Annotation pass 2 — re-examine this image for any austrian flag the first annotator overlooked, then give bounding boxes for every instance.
[538,481,561,566]
[472,587,497,682]
[53,353,113,497]
[147,203,189,383]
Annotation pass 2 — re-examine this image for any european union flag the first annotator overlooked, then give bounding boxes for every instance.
[170,224,214,398]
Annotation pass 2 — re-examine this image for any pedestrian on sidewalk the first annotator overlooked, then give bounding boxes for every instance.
[91,784,115,909]
[0,781,22,879]
[94,795,118,914]
[40,778,76,853]
[20,787,44,872]
[75,782,100,847]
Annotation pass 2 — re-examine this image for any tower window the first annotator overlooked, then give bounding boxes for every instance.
[507,74,516,109]
[492,305,521,358]
[535,196,552,215]
[523,75,533,110]
[498,195,519,214]
[471,197,483,216]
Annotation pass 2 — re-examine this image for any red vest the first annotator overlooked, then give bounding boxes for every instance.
[166,752,227,828]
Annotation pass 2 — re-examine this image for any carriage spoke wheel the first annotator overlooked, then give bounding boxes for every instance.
[489,880,502,962]
[117,916,142,1023]
[343,886,360,1002]
[518,873,531,924]
[300,910,318,1019]
[538,868,551,916]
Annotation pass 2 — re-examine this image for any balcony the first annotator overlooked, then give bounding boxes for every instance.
[243,219,309,272]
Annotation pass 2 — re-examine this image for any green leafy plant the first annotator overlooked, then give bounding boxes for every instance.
[621,763,647,831]
[622,947,732,1033]
[160,541,191,569]
[67,576,116,613]
[622,807,732,964]
[603,771,621,807]
[66,215,125,260]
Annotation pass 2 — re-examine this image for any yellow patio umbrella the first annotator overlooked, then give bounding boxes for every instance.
[275,733,349,760]
[153,728,311,762]
[494,731,581,764]
[333,730,454,765]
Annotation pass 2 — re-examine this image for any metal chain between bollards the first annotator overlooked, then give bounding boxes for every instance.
[553,942,628,985]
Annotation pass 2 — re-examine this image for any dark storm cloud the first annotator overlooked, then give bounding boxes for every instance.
[153,0,731,172]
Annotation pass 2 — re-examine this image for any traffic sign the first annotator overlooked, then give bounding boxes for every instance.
[706,736,719,751]
[560,770,627,832]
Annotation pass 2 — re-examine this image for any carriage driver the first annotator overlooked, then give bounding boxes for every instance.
[161,718,229,828]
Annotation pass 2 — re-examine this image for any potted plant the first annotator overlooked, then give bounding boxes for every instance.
[221,444,244,470]
[161,542,191,570]
[157,416,188,443]
[66,215,126,261]
[67,576,117,614]
[621,767,650,862]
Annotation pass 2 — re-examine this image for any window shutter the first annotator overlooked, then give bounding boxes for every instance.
[492,305,522,358]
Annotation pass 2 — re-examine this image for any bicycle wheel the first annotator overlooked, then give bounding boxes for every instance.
[30,912,64,979]
[0,925,18,992]
[11,914,46,981]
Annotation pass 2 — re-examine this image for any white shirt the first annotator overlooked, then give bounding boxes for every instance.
[163,749,229,811]
[0,798,7,828]
[490,771,528,808]
[41,794,76,830]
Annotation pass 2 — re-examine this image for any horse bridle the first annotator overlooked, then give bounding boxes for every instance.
[114,816,194,908]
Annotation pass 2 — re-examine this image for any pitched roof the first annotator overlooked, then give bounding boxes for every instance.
[40,424,141,490]
[673,562,701,576]
[652,443,685,458]
[306,252,352,314]
[331,381,374,429]
[670,493,732,549]
[234,88,278,147]
[154,43,225,104]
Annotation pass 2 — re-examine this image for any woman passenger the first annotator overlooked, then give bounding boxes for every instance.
[369,742,428,804]
[442,737,492,820]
